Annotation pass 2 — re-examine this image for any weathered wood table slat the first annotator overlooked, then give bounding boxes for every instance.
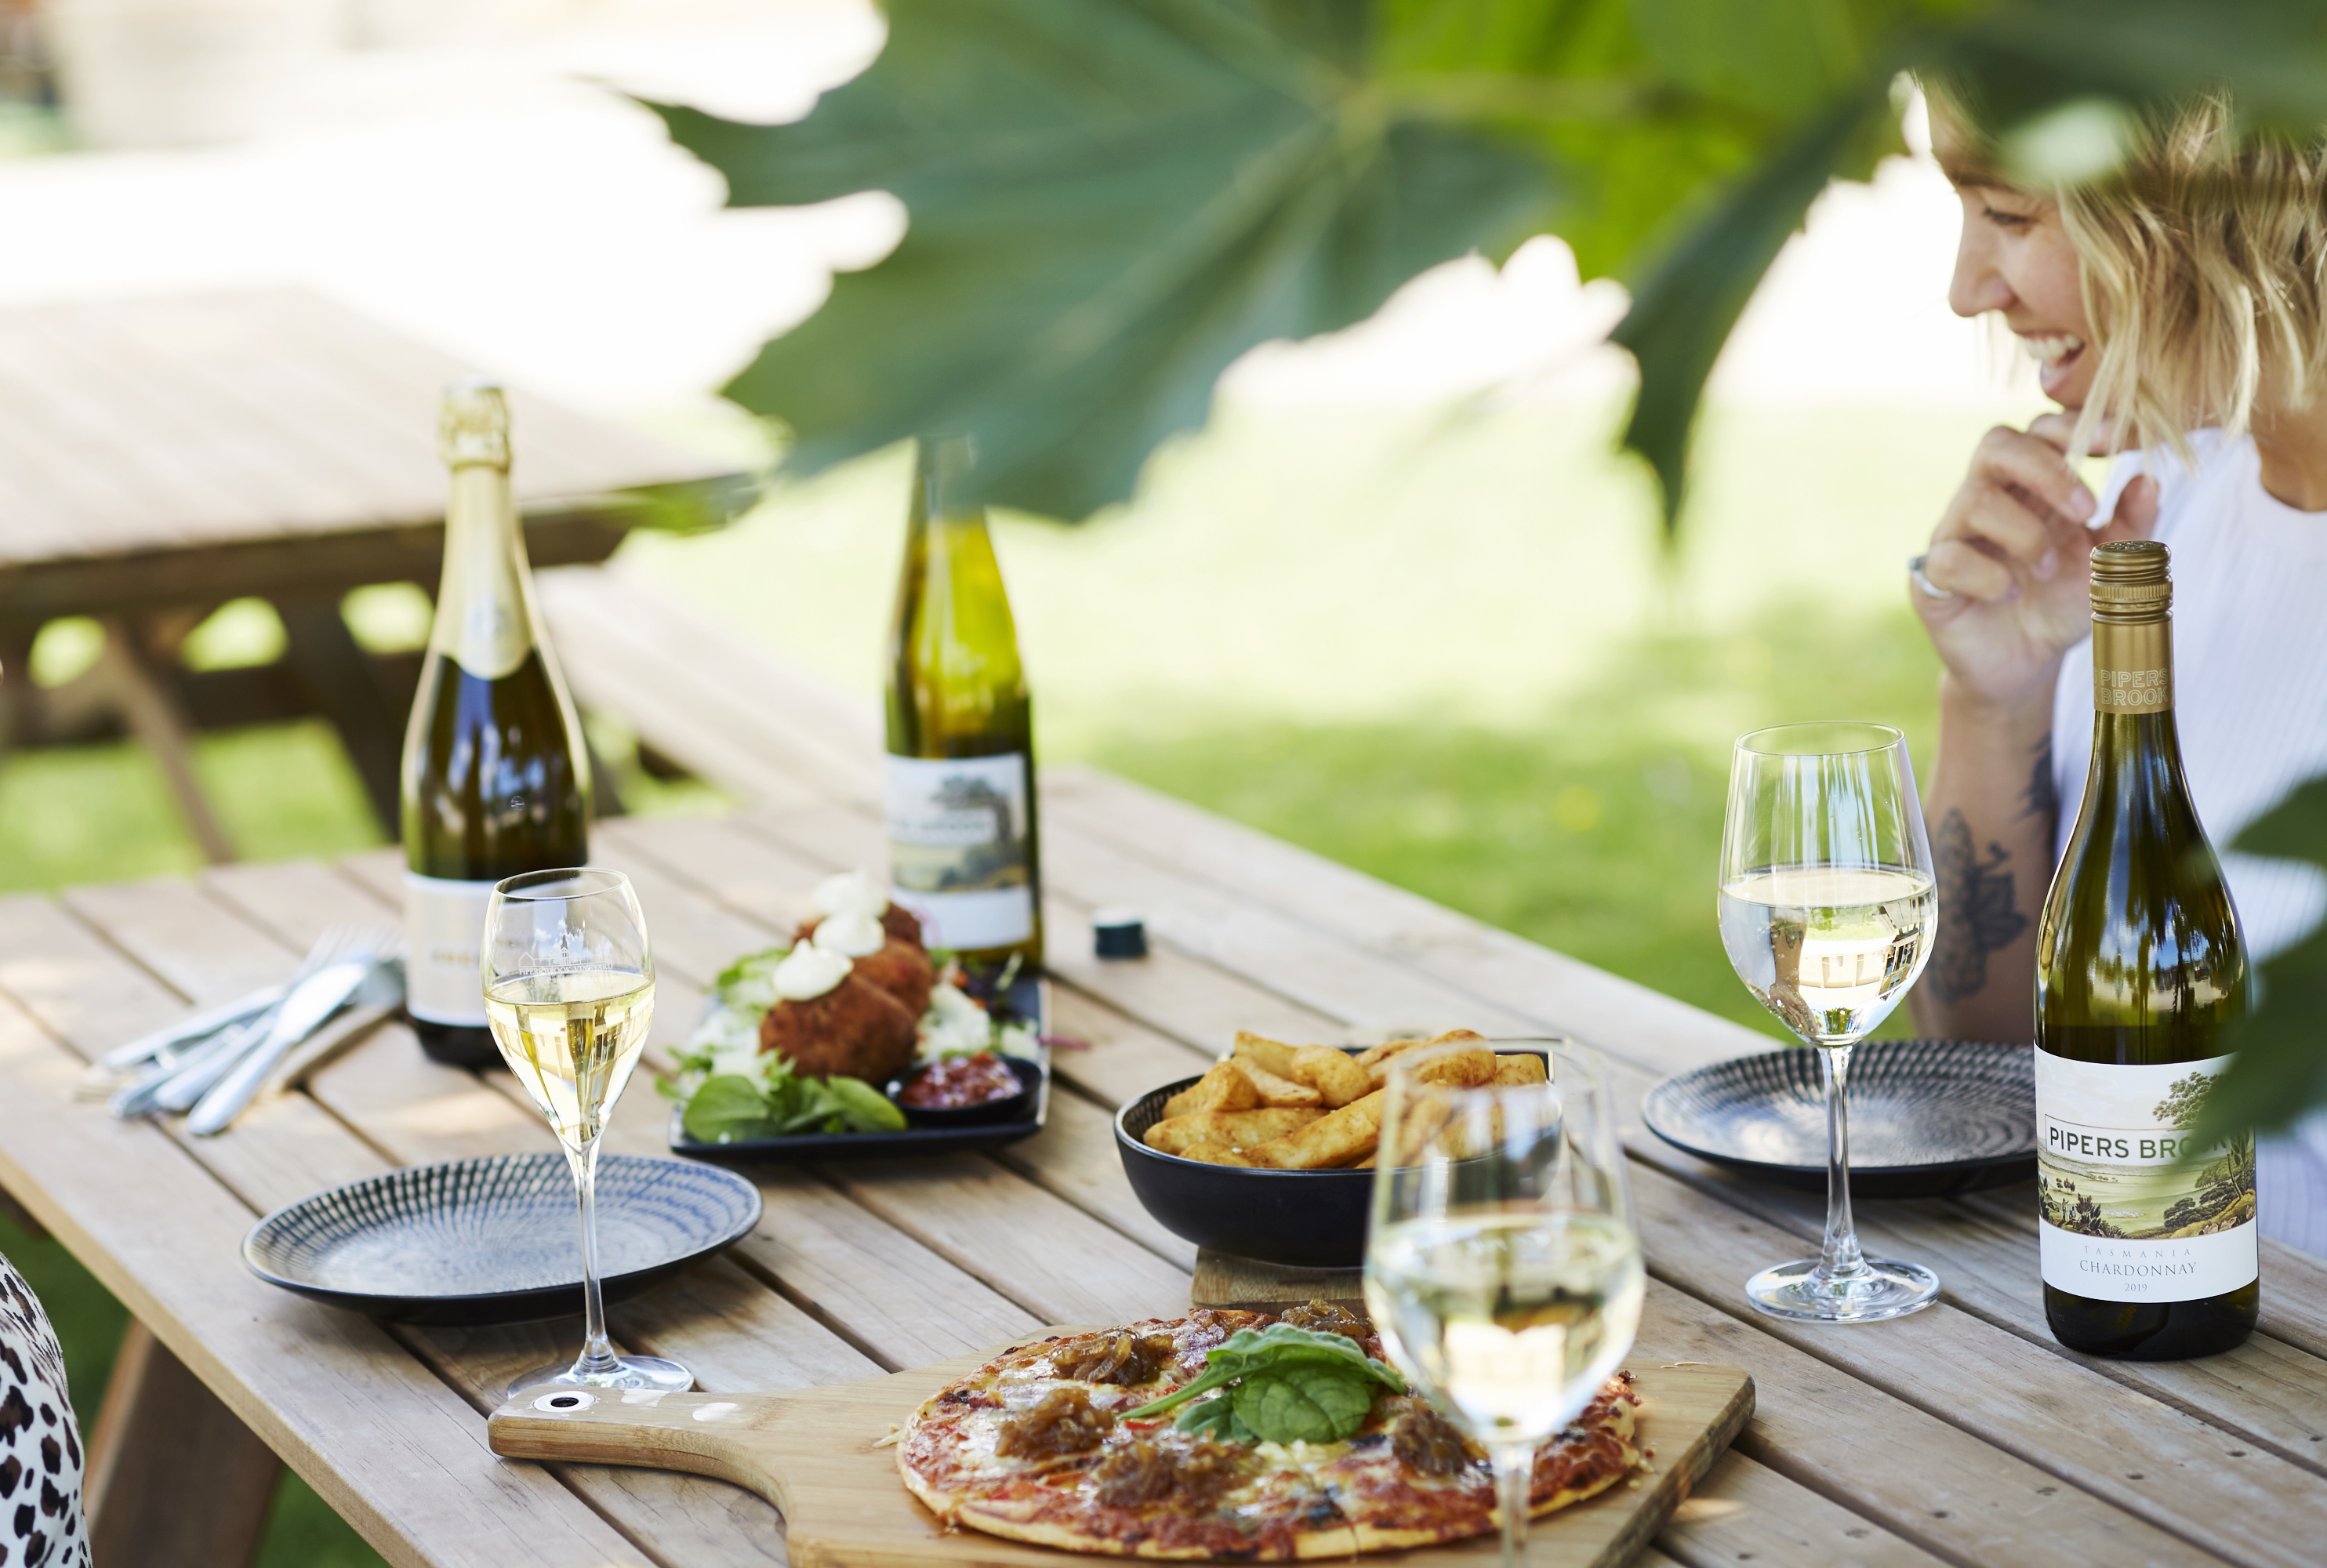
[0,568,2318,1566]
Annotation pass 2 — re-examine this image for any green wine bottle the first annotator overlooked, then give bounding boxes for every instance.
[2035,539,2255,1359]
[884,436,1043,970]
[400,380,592,1067]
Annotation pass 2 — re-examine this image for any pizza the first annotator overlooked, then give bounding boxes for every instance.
[897,1305,1643,1560]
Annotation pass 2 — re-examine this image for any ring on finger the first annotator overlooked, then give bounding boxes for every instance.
[1908,552,1956,601]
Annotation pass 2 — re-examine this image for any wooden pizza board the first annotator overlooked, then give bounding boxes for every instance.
[486,1331,1753,1568]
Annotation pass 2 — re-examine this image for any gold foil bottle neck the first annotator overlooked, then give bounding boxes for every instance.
[2089,539,2170,623]
[440,379,512,470]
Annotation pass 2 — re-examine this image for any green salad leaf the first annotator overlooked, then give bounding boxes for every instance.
[681,1075,784,1144]
[1123,1323,1404,1446]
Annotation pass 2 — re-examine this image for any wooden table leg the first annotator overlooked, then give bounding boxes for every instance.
[85,1321,281,1568]
[95,619,237,863]
[274,594,406,837]
[0,630,33,767]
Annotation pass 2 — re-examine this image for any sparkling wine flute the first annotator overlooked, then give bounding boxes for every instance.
[485,868,691,1400]
[1363,1041,1643,1568]
[1719,722,1940,1323]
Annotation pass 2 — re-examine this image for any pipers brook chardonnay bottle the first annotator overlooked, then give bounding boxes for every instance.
[2035,540,2256,1359]
[400,380,592,1067]
[884,436,1042,969]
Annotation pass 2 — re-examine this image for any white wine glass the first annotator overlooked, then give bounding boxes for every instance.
[1363,1041,1643,1568]
[485,868,691,1401]
[1719,722,1940,1323]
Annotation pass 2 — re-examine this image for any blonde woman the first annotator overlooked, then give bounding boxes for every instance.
[1907,94,2327,1254]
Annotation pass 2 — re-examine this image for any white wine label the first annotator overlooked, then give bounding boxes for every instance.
[2035,1049,2257,1300]
[885,752,1034,951]
[404,872,497,1025]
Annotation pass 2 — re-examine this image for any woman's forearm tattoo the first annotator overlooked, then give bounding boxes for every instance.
[1929,808,2030,1003]
[2021,736,2059,823]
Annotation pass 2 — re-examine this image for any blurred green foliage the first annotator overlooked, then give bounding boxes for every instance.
[1095,601,1940,1045]
[656,0,2327,525]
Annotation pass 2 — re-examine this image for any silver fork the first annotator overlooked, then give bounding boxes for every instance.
[111,925,384,1120]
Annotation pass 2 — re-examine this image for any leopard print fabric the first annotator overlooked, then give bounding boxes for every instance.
[0,1257,87,1568]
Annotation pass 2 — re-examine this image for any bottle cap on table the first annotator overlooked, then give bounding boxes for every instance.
[1091,909,1147,960]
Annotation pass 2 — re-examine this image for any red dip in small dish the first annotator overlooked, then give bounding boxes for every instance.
[898,1052,1021,1110]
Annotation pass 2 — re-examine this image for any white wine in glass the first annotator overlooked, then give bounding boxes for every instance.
[1363,1041,1642,1568]
[1719,723,1940,1323]
[485,868,691,1402]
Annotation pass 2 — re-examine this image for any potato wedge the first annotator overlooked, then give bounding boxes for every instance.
[1179,1143,1258,1167]
[1247,1090,1385,1170]
[1163,1060,1262,1119]
[1407,1044,1495,1089]
[1291,1044,1375,1108]
[1232,1031,1303,1081]
[1354,1036,1428,1075]
[1490,1052,1549,1086]
[1236,1058,1322,1109]
[1145,1107,1321,1156]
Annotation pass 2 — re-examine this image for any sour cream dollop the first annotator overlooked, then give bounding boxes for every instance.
[812,869,889,920]
[812,909,888,958]
[771,943,852,1001]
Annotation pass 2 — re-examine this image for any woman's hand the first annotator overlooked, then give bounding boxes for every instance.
[1914,414,2158,711]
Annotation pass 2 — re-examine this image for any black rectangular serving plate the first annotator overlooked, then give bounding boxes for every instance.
[668,977,1050,1163]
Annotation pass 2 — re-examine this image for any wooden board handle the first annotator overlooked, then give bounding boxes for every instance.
[489,1388,797,1504]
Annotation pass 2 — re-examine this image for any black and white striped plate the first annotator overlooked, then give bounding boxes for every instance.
[1642,1039,2035,1198]
[243,1152,761,1325]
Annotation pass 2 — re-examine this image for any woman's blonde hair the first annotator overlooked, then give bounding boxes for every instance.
[1936,89,2327,463]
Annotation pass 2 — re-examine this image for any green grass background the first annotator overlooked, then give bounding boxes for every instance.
[0,394,2026,1563]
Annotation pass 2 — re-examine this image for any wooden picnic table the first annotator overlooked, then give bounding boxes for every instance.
[0,289,742,856]
[0,565,2322,1567]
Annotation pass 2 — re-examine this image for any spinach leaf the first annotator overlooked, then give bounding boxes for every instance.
[1235,1367,1381,1445]
[1175,1392,1254,1444]
[820,1074,909,1133]
[1127,1323,1404,1445]
[681,1075,782,1145]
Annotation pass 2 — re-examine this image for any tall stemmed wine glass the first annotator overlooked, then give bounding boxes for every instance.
[485,868,692,1400]
[1719,723,1940,1323]
[1363,1041,1643,1568]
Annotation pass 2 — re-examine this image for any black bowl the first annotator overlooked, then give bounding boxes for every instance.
[1641,1038,2035,1198]
[886,1055,1043,1127]
[1116,1076,1373,1267]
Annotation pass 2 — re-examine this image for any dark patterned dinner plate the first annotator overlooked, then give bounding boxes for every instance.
[243,1152,762,1325]
[1642,1039,2035,1198]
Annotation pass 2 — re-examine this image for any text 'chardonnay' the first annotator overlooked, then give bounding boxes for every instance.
[400,381,592,1067]
[884,436,1042,969]
[2035,539,2256,1359]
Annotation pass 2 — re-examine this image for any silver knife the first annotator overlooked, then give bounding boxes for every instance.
[99,985,285,1070]
[186,960,379,1135]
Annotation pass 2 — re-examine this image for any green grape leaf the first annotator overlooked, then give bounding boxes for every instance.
[647,0,1552,520]
[681,1075,783,1145]
[1610,85,1895,526]
[2193,778,2327,1146]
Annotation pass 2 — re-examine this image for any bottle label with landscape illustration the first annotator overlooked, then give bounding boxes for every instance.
[2035,1049,2257,1300]
[403,872,498,1025]
[885,752,1034,951]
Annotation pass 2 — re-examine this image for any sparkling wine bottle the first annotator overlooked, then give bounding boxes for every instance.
[400,380,592,1067]
[2035,539,2256,1359]
[884,436,1043,970]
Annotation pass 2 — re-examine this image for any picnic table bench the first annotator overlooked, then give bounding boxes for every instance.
[0,561,2320,1566]
[0,289,743,858]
